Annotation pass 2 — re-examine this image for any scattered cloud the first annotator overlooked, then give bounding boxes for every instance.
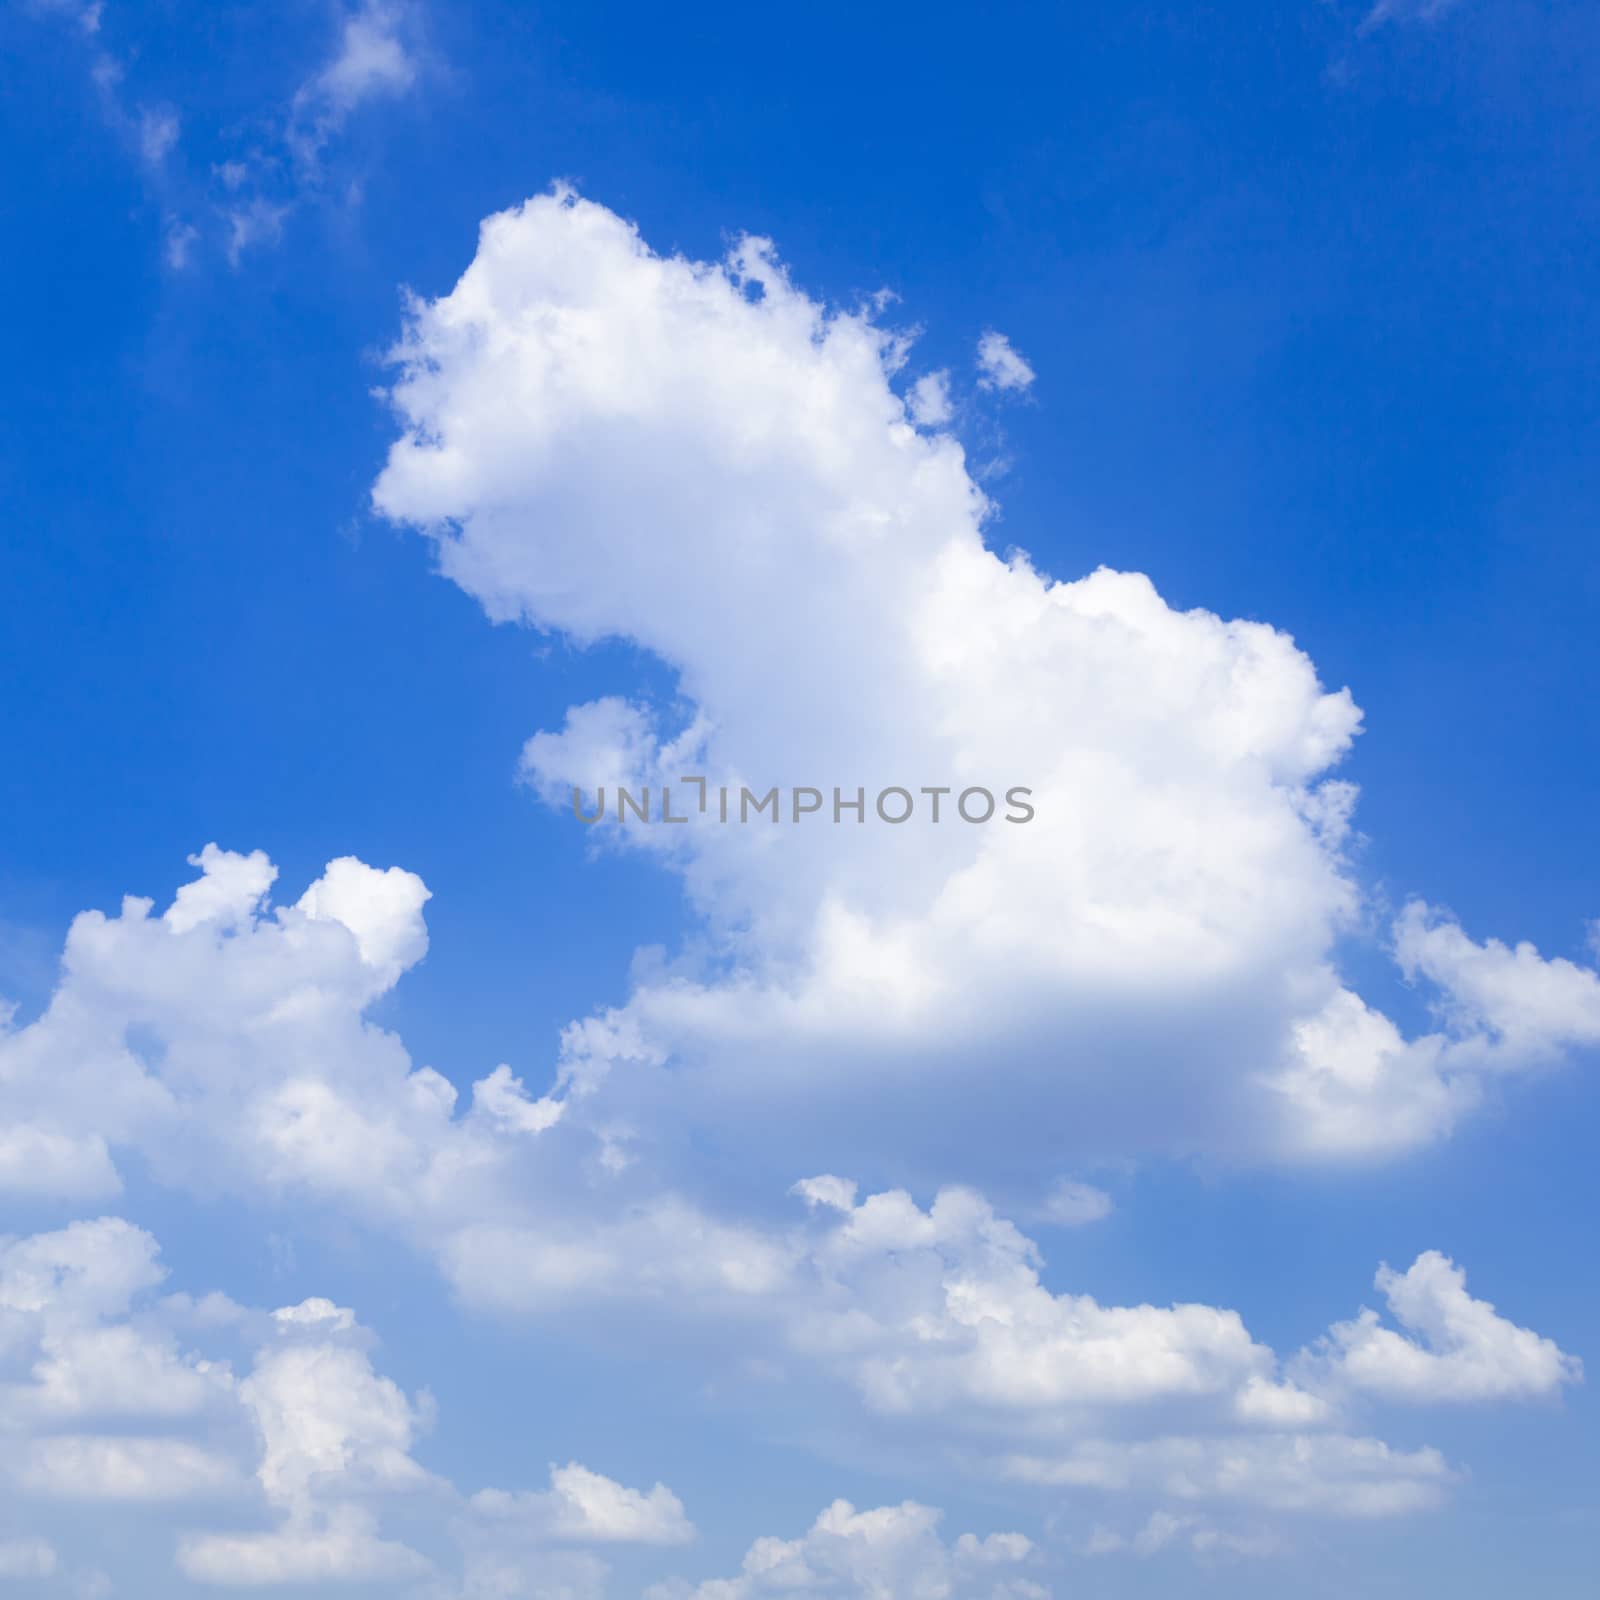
[1361,0,1468,34]
[647,1500,1042,1600]
[975,329,1036,392]
[1302,1251,1583,1403]
[1040,1179,1114,1226]
[0,1538,58,1579]
[1,1215,695,1592]
[20,0,425,268]
[287,1,419,173]
[0,849,1580,1558]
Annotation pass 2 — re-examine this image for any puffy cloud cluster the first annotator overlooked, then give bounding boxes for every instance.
[470,1464,694,1547]
[439,1167,1579,1526]
[0,846,1582,1569]
[0,1216,695,1593]
[371,187,1600,1181]
[0,844,553,1221]
[1301,1251,1583,1404]
[647,1499,1042,1600]
[0,1218,242,1521]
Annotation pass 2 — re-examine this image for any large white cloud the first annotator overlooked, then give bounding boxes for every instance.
[369,186,1600,1179]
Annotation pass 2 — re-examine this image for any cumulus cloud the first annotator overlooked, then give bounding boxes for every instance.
[0,847,1581,1559]
[0,847,1583,1563]
[0,1215,694,1592]
[435,1175,1576,1526]
[1303,1252,1582,1404]
[647,1499,1042,1600]
[0,845,472,1214]
[469,1462,694,1546]
[1394,902,1600,1067]
[370,188,1599,1181]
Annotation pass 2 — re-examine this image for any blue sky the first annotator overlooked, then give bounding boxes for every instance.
[1,1,1597,1595]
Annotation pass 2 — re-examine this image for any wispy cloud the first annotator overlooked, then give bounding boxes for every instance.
[20,0,426,269]
[286,1,419,173]
[1360,0,1468,32]
[975,328,1036,393]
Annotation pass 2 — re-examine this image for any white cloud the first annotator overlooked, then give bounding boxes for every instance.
[0,846,479,1216]
[975,330,1035,393]
[22,0,101,36]
[1039,1179,1112,1227]
[370,188,1600,1180]
[137,104,179,166]
[0,1538,57,1579]
[178,1505,431,1587]
[1304,1252,1582,1404]
[0,1216,165,1322]
[0,1122,120,1200]
[648,1499,1041,1600]
[0,848,1581,1559]
[20,1436,240,1502]
[1361,0,1466,33]
[288,1,419,171]
[0,1215,695,1591]
[1394,902,1600,1066]
[1082,1510,1282,1559]
[432,1175,1573,1527]
[223,198,290,266]
[908,370,954,426]
[308,2,418,113]
[470,1462,694,1545]
[789,1184,1273,1417]
[1006,1432,1453,1518]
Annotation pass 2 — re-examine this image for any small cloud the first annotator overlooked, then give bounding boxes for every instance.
[907,371,953,428]
[26,0,101,35]
[289,2,419,171]
[225,197,290,265]
[138,105,179,167]
[163,217,198,270]
[975,329,1036,393]
[1360,0,1466,32]
[1042,1179,1113,1226]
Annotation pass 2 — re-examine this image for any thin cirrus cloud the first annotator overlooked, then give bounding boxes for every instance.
[369,187,1600,1185]
[20,0,424,267]
[221,0,424,263]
